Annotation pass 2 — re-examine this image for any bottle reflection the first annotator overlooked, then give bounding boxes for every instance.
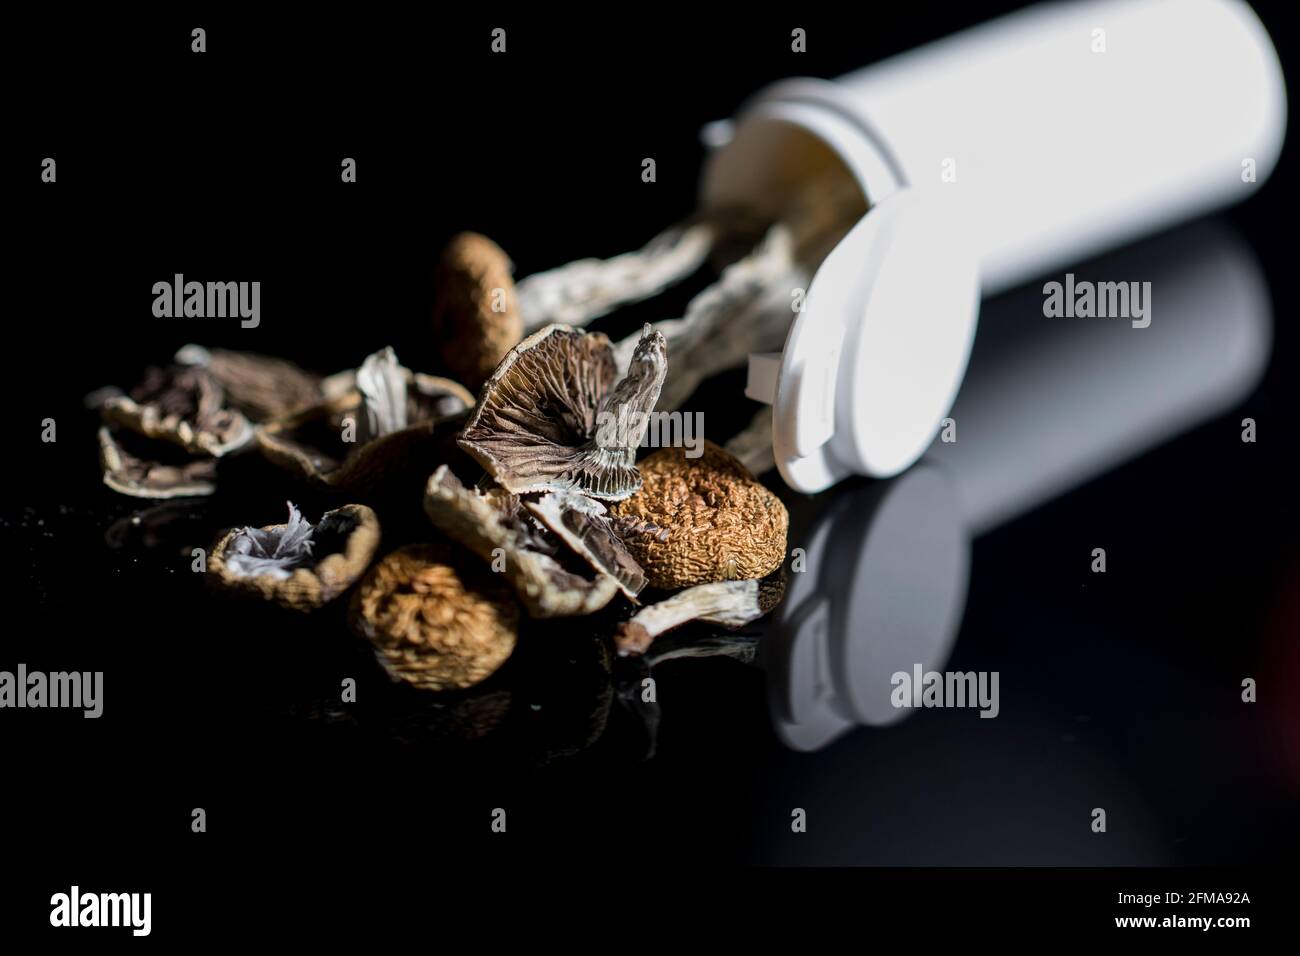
[767,220,1272,751]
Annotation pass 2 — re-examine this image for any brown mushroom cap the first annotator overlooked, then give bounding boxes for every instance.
[207,503,381,612]
[611,441,789,589]
[256,355,473,495]
[175,345,324,423]
[423,466,621,618]
[458,324,667,501]
[523,490,647,600]
[98,426,219,499]
[100,364,254,457]
[349,543,519,692]
[432,232,524,391]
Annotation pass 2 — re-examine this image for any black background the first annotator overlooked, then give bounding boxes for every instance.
[4,2,1297,939]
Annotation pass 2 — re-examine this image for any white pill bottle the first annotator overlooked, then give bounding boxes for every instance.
[706,0,1287,492]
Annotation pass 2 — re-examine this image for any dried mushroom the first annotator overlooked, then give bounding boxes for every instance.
[523,490,646,600]
[208,502,381,611]
[614,576,785,656]
[99,363,254,457]
[611,441,788,589]
[349,543,519,692]
[432,232,524,391]
[98,426,218,498]
[423,465,620,617]
[458,324,667,502]
[174,344,323,422]
[256,347,473,494]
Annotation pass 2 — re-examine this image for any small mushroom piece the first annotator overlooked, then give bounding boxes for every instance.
[207,502,381,612]
[174,344,323,422]
[98,426,219,498]
[256,347,474,494]
[523,490,647,600]
[99,363,254,457]
[432,232,524,391]
[423,466,620,618]
[349,543,519,692]
[458,323,667,501]
[611,441,789,589]
[614,577,785,656]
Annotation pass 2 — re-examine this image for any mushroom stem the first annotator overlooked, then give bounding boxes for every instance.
[515,220,719,330]
[723,407,776,476]
[614,578,779,656]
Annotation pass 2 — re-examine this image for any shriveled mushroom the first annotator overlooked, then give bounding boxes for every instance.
[256,347,474,494]
[614,577,785,656]
[174,344,323,422]
[423,466,620,617]
[611,441,789,589]
[523,490,646,600]
[458,324,667,501]
[208,502,381,612]
[432,232,524,390]
[97,426,219,498]
[99,363,254,457]
[349,543,519,692]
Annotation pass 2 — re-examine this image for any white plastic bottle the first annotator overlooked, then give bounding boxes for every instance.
[707,0,1287,492]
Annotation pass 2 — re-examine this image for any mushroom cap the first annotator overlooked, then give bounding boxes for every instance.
[432,232,524,391]
[423,466,621,618]
[175,345,324,423]
[523,491,647,600]
[458,324,667,501]
[100,364,254,457]
[349,543,519,692]
[256,369,473,495]
[611,441,789,589]
[98,426,219,499]
[207,503,382,612]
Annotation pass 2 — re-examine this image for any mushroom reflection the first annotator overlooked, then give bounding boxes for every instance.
[766,220,1272,751]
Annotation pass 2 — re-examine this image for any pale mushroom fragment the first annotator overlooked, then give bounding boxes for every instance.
[174,344,323,422]
[423,466,620,618]
[458,324,667,502]
[432,232,524,390]
[99,363,254,457]
[207,502,381,612]
[349,543,519,692]
[97,426,218,498]
[523,489,647,600]
[614,577,785,656]
[612,441,789,589]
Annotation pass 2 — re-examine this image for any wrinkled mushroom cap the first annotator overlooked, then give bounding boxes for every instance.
[458,324,667,501]
[207,503,381,612]
[423,466,621,618]
[432,232,524,391]
[349,543,519,692]
[612,441,789,589]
